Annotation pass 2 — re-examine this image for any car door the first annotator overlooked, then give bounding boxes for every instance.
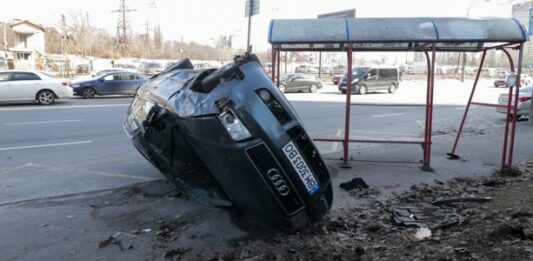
[115,73,134,94]
[291,76,306,90]
[0,72,14,100]
[100,73,122,95]
[364,69,378,91]
[9,72,42,100]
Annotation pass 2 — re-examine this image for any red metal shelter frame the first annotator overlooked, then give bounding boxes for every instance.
[268,18,527,171]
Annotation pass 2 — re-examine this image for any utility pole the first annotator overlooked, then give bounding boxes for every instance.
[2,21,7,59]
[60,14,70,77]
[112,0,136,52]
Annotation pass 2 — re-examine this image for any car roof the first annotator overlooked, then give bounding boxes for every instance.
[0,70,42,74]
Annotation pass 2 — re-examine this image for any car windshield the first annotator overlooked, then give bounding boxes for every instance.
[281,74,294,81]
[351,67,370,77]
[38,71,56,79]
[95,70,114,77]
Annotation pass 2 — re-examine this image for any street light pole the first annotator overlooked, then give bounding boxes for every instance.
[246,5,252,53]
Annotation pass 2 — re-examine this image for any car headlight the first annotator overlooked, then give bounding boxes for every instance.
[72,84,80,88]
[218,109,252,141]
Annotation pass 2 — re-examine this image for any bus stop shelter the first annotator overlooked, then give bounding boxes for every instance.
[268,17,527,171]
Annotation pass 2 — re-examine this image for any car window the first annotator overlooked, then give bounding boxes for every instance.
[378,69,397,80]
[0,72,10,81]
[366,69,377,80]
[103,74,115,81]
[118,73,136,80]
[13,72,41,81]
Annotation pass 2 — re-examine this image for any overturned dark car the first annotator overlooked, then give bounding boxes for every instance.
[123,54,332,230]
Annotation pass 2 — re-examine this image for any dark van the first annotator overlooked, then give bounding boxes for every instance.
[338,67,400,94]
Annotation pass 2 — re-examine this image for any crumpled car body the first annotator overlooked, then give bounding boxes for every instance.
[123,54,332,230]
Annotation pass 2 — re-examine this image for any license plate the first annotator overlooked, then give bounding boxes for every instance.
[282,141,320,195]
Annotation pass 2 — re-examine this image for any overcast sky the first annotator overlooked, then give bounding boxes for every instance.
[0,0,521,50]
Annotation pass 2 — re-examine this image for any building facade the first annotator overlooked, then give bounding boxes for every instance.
[9,20,46,70]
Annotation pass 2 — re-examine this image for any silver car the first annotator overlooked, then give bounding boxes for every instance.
[497,86,532,119]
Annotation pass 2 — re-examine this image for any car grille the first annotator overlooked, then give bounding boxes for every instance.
[287,126,329,184]
[246,143,303,215]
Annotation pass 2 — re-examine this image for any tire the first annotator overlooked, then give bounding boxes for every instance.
[341,90,346,94]
[82,88,96,99]
[388,83,397,93]
[358,85,367,95]
[309,84,318,93]
[37,90,56,105]
[278,84,286,93]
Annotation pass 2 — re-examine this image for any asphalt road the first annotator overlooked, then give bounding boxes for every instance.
[0,86,502,204]
[1,83,532,260]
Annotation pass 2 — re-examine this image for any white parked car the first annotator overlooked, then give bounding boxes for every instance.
[497,86,532,119]
[0,70,73,105]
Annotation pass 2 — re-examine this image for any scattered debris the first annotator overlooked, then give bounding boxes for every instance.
[413,226,432,240]
[431,197,492,206]
[390,203,461,229]
[339,177,369,191]
[97,232,122,250]
[499,167,522,177]
[66,215,76,219]
[163,248,190,259]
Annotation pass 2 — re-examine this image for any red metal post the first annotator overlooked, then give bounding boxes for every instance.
[448,50,487,158]
[501,48,518,170]
[507,43,524,169]
[341,45,353,168]
[271,47,276,83]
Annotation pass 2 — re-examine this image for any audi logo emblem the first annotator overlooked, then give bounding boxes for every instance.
[267,168,290,196]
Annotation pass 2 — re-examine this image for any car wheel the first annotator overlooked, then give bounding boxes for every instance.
[82,88,96,99]
[37,90,56,105]
[309,84,318,93]
[341,90,346,94]
[278,84,286,93]
[388,83,397,93]
[358,85,367,95]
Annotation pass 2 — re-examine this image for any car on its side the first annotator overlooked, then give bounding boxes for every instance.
[71,71,148,98]
[338,67,400,94]
[123,55,332,230]
[497,85,532,119]
[0,70,73,105]
[279,74,323,93]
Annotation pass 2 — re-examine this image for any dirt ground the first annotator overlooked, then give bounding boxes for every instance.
[184,161,533,261]
[72,159,533,261]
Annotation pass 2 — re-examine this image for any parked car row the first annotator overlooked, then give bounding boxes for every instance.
[0,69,150,104]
